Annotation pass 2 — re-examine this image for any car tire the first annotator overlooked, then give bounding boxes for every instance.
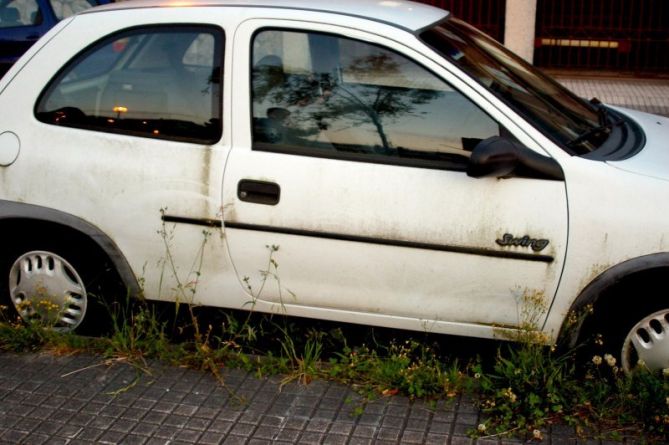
[0,236,123,335]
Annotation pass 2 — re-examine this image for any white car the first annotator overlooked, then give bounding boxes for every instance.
[0,0,668,372]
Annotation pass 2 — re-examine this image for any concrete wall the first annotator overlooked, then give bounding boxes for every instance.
[504,0,537,63]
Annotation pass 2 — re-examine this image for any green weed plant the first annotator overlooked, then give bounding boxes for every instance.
[471,290,669,442]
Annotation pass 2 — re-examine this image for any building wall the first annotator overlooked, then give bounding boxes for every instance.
[416,0,669,73]
[504,0,536,62]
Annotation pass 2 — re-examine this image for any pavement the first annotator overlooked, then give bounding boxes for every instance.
[556,76,669,117]
[0,352,627,445]
[1,75,667,445]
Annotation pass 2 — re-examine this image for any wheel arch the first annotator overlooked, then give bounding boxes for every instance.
[0,200,141,297]
[561,252,669,347]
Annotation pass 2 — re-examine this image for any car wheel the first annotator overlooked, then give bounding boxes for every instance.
[620,308,669,373]
[1,240,121,334]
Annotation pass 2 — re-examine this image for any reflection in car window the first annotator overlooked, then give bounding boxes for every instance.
[36,26,223,144]
[183,33,215,67]
[421,19,604,155]
[0,0,41,28]
[251,29,501,169]
[49,0,96,20]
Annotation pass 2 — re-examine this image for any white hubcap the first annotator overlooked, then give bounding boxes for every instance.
[622,309,669,373]
[9,251,87,332]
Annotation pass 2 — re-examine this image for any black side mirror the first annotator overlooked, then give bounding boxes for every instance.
[467,136,564,181]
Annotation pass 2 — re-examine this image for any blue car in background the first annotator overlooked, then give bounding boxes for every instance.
[0,0,112,77]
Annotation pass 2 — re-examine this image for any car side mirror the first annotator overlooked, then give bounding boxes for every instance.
[466,136,564,181]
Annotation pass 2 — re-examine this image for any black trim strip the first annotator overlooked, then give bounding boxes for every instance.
[162,214,222,228]
[224,221,554,263]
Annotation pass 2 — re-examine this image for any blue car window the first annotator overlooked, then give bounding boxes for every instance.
[0,0,41,28]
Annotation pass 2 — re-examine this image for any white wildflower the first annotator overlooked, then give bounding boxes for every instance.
[604,353,616,367]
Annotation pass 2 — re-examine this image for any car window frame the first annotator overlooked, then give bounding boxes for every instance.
[249,26,507,172]
[34,23,225,145]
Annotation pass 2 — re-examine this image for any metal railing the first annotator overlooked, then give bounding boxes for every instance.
[415,0,507,42]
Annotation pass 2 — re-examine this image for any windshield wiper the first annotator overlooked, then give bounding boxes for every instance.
[566,99,623,148]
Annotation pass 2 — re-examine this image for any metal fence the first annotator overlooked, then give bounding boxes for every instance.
[415,0,507,42]
[534,0,669,73]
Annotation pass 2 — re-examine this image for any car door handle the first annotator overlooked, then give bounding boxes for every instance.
[237,179,280,205]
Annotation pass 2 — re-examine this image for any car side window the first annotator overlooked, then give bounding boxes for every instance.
[251,29,501,169]
[36,26,223,144]
[0,0,41,28]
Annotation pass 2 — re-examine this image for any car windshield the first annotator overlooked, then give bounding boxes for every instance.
[421,18,609,156]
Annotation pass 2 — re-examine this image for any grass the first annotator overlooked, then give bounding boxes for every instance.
[1,302,669,442]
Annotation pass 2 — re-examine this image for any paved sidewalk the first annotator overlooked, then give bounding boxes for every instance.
[556,76,669,117]
[0,353,479,445]
[0,352,632,445]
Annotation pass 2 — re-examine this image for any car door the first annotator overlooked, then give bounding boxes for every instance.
[223,19,568,333]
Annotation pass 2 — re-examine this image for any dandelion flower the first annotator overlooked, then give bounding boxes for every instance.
[604,353,616,367]
[477,423,487,433]
[503,387,517,403]
[592,355,602,366]
[533,429,543,440]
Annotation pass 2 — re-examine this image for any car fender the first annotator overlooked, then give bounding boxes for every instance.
[562,252,669,345]
[0,199,140,296]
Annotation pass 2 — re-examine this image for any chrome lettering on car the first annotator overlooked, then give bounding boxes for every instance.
[496,233,549,252]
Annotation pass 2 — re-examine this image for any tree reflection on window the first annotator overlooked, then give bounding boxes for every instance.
[252,30,501,167]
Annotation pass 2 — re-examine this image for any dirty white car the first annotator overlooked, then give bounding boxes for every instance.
[0,0,668,372]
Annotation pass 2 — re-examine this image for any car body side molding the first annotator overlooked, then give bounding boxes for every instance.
[224,221,555,263]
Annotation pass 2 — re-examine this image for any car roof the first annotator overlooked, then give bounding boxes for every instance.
[84,0,449,33]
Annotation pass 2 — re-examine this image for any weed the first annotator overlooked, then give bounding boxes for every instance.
[328,339,466,400]
[473,291,580,437]
[472,291,669,442]
[472,343,579,436]
[0,301,99,353]
[279,326,323,386]
[242,244,295,312]
[105,295,173,365]
[623,367,669,437]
